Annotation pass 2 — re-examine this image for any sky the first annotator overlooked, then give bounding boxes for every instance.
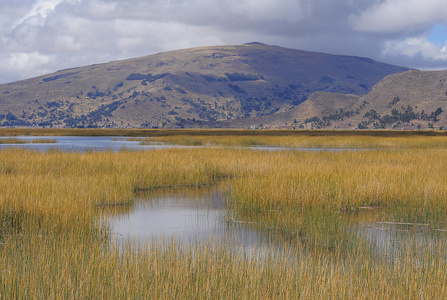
[1,0,447,84]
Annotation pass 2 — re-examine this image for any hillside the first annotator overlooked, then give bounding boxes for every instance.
[286,70,447,130]
[0,43,410,128]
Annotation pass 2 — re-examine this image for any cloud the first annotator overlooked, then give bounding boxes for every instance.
[348,0,447,66]
[11,0,65,29]
[222,0,306,23]
[2,0,447,84]
[0,52,53,83]
[383,37,447,61]
[349,0,447,33]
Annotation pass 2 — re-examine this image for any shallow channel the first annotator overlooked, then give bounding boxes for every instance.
[2,136,442,259]
[0,136,369,153]
[102,184,280,255]
[0,136,176,152]
[101,183,447,263]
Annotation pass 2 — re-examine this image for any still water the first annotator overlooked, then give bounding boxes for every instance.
[0,136,175,152]
[102,183,446,259]
[102,185,447,260]
[0,136,365,152]
[102,184,279,254]
[2,135,439,257]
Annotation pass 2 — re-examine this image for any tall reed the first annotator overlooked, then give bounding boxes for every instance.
[142,134,447,149]
[1,134,447,298]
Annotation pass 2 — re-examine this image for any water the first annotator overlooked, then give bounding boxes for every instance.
[103,184,279,254]
[0,136,367,153]
[3,136,438,258]
[0,136,178,152]
[359,221,447,259]
[102,184,447,261]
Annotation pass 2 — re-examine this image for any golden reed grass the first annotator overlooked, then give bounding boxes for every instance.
[0,138,56,144]
[141,133,447,150]
[1,134,447,298]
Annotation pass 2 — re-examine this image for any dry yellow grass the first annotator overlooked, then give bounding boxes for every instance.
[142,134,447,150]
[1,134,447,298]
[0,138,56,144]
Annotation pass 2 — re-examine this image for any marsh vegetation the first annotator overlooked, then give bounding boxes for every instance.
[1,131,447,298]
[0,137,57,144]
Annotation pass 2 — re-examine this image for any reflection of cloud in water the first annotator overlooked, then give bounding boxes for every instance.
[0,136,372,153]
[357,222,447,263]
[0,136,181,152]
[105,184,281,257]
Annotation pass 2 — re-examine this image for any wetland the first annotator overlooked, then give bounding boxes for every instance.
[1,129,447,298]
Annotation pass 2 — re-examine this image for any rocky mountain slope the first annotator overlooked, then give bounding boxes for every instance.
[0,42,410,128]
[280,70,447,130]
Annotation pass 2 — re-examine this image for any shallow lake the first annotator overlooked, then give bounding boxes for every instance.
[3,135,438,258]
[100,183,446,261]
[102,184,280,255]
[0,136,176,152]
[0,135,365,153]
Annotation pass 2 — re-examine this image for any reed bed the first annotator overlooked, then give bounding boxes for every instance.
[2,127,447,138]
[0,138,27,144]
[1,134,447,298]
[2,234,447,299]
[141,134,447,149]
[0,138,57,144]
[30,138,57,144]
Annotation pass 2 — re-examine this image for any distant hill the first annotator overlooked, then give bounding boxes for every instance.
[0,43,411,128]
[276,70,447,130]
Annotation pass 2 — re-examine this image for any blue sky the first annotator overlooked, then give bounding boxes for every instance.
[429,23,447,46]
[1,0,447,84]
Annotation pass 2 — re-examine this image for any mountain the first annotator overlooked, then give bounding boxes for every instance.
[0,42,411,128]
[274,70,447,130]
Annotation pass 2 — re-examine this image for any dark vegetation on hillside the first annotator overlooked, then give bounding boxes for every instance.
[359,105,443,129]
[302,92,446,130]
[0,43,414,129]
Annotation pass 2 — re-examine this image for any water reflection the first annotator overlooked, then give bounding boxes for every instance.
[0,136,181,152]
[104,184,278,254]
[359,221,447,257]
[102,184,447,262]
[0,136,369,153]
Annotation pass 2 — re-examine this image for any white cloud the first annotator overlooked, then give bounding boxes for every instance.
[8,52,52,70]
[350,0,447,33]
[383,37,447,60]
[223,0,306,23]
[2,0,447,84]
[84,0,117,18]
[0,52,53,82]
[11,0,64,29]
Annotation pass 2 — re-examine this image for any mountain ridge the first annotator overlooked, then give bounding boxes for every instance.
[0,43,412,128]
